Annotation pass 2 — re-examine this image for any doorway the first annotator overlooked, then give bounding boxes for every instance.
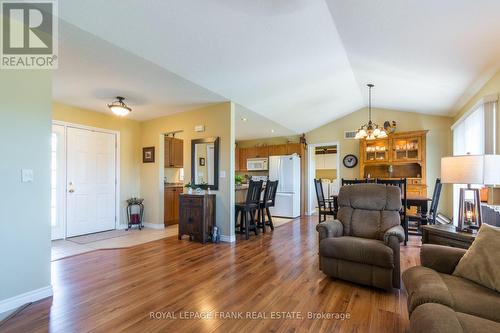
[307,142,340,215]
[51,122,119,240]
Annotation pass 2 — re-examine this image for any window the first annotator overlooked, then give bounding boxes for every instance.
[451,96,497,224]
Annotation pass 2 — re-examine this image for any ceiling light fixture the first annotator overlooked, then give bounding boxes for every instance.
[241,117,248,122]
[354,84,387,140]
[108,96,131,117]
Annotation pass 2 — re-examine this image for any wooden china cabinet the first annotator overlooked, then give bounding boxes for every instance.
[359,130,428,197]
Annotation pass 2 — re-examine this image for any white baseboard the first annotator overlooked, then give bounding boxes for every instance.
[220,234,236,243]
[0,285,53,314]
[143,223,165,230]
[116,224,128,230]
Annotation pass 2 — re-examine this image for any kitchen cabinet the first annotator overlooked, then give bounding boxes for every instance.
[235,148,240,171]
[245,147,258,159]
[165,137,183,168]
[239,148,248,171]
[315,153,337,170]
[286,143,301,155]
[268,144,287,156]
[256,146,269,158]
[164,186,182,226]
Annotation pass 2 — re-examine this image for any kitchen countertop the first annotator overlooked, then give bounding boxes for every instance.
[164,183,183,188]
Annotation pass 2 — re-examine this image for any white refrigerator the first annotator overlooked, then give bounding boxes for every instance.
[268,155,301,218]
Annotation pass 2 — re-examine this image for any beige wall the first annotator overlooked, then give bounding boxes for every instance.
[0,70,52,304]
[306,107,454,216]
[454,69,500,153]
[53,103,142,226]
[140,102,235,238]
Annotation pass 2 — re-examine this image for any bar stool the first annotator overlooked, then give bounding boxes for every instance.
[235,180,263,240]
[258,180,279,232]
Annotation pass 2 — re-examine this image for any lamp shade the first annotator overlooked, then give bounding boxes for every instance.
[441,155,500,185]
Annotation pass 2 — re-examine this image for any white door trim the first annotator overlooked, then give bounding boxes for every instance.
[307,141,340,216]
[52,121,121,235]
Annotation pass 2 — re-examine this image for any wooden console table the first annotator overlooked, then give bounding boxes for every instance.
[178,193,215,244]
[421,224,476,249]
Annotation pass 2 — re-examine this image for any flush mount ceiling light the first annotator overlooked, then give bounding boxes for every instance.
[354,84,388,140]
[241,117,248,122]
[107,96,131,116]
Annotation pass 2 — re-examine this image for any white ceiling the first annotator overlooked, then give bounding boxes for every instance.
[55,0,500,137]
[235,104,296,140]
[55,21,226,121]
[325,0,500,115]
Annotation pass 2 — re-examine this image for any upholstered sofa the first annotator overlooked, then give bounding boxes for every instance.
[316,184,405,290]
[403,244,500,333]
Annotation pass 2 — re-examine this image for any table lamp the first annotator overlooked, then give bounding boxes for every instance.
[441,154,500,232]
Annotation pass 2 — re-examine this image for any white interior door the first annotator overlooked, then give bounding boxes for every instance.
[51,125,66,240]
[66,127,116,237]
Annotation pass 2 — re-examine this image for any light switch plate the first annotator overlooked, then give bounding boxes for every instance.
[219,170,226,178]
[22,169,34,183]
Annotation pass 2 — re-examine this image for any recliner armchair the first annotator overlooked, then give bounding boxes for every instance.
[316,184,405,290]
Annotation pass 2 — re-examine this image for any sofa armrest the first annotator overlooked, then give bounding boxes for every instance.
[420,244,466,274]
[383,225,405,244]
[316,220,343,240]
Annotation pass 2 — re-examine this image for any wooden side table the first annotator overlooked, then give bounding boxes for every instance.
[178,193,216,244]
[421,224,476,249]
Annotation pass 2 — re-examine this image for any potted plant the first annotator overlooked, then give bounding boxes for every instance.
[235,175,244,186]
[184,182,195,194]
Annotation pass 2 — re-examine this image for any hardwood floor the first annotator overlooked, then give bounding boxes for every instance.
[1,216,420,333]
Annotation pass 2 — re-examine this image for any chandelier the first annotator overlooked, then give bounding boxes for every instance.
[354,84,387,140]
[108,96,132,116]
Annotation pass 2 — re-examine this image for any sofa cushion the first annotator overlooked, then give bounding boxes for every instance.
[402,266,454,314]
[403,264,500,323]
[453,223,500,292]
[319,236,394,268]
[411,303,500,333]
[440,272,500,323]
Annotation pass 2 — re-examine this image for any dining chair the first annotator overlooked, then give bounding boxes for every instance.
[314,179,337,223]
[258,180,279,232]
[377,178,408,245]
[341,178,367,186]
[408,178,442,230]
[235,180,263,240]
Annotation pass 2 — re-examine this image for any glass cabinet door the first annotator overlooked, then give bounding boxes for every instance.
[365,139,389,162]
[393,137,420,161]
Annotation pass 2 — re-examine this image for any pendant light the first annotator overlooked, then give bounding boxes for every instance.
[108,96,132,116]
[354,84,387,140]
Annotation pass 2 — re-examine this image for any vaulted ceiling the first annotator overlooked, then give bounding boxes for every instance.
[55,0,500,138]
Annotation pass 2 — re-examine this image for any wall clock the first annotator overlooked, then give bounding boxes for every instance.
[343,154,358,168]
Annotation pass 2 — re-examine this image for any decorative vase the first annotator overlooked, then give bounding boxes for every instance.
[188,188,193,194]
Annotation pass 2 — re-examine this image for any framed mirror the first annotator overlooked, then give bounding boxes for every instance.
[191,137,219,190]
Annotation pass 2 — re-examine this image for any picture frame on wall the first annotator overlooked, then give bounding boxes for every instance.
[199,157,205,166]
[143,147,155,163]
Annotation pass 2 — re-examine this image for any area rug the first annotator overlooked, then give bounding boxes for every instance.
[68,229,129,244]
[272,217,295,228]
